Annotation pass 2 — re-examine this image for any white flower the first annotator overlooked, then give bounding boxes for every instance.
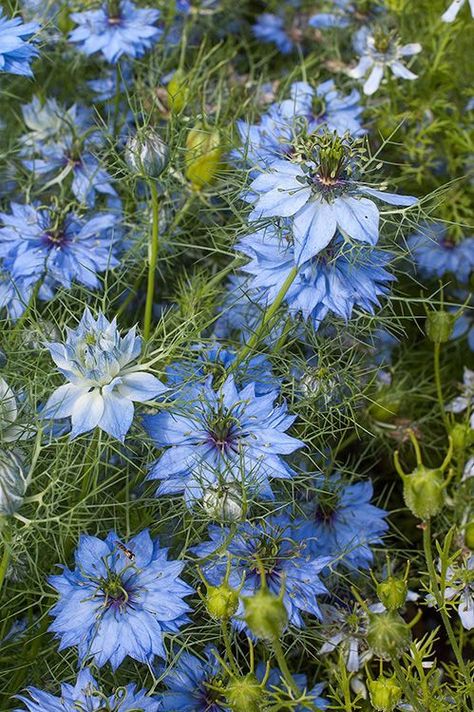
[446,367,474,428]
[442,0,474,23]
[444,555,474,630]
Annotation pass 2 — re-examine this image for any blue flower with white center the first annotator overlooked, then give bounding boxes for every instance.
[442,0,474,22]
[166,343,279,396]
[48,529,193,670]
[237,225,395,330]
[295,474,388,569]
[42,308,167,441]
[252,13,295,54]
[0,9,39,77]
[0,203,120,293]
[235,80,364,170]
[256,664,329,711]
[309,0,352,29]
[69,0,162,64]
[245,132,417,264]
[15,667,160,711]
[158,648,228,711]
[193,515,330,630]
[144,375,303,506]
[408,222,474,283]
[349,26,422,96]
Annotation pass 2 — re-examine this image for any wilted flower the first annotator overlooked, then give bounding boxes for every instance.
[0,9,39,77]
[42,308,166,440]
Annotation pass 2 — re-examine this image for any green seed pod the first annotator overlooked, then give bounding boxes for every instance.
[185,124,223,190]
[368,675,402,711]
[426,310,456,344]
[377,575,408,611]
[206,582,239,621]
[167,69,189,113]
[242,588,288,641]
[402,466,445,520]
[367,611,411,659]
[465,521,474,550]
[225,673,264,712]
[369,389,401,423]
[450,422,474,452]
[125,128,169,178]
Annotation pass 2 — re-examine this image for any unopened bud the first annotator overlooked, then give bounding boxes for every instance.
[185,124,222,189]
[167,68,189,113]
[465,521,474,550]
[206,582,239,621]
[367,611,411,659]
[243,588,287,641]
[125,128,169,178]
[202,485,243,521]
[226,673,264,712]
[368,675,402,711]
[377,576,408,611]
[426,310,456,344]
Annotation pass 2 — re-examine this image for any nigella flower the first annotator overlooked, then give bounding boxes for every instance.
[296,474,388,569]
[451,295,474,351]
[69,0,162,63]
[429,555,474,630]
[144,376,303,506]
[445,367,474,427]
[318,602,374,671]
[442,0,474,22]
[0,9,39,77]
[193,515,330,630]
[15,667,160,711]
[237,225,395,330]
[408,223,474,283]
[48,530,193,670]
[309,0,352,29]
[0,271,38,321]
[252,13,295,54]
[349,26,422,96]
[245,131,417,264]
[257,664,328,711]
[158,648,228,711]
[20,96,93,151]
[0,203,120,296]
[42,308,167,440]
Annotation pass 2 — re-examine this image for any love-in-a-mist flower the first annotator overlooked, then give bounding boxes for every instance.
[309,0,352,29]
[245,131,417,264]
[252,13,296,54]
[144,376,302,506]
[318,602,374,671]
[408,222,474,283]
[446,367,474,427]
[158,648,228,712]
[349,26,422,96]
[257,664,329,711]
[69,1,162,63]
[15,668,160,711]
[193,515,330,630]
[238,225,395,330]
[431,555,474,629]
[48,530,193,670]
[452,294,474,352]
[442,0,474,23]
[0,271,38,321]
[0,9,40,77]
[42,308,166,440]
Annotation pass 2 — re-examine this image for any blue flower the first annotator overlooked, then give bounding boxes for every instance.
[144,375,303,506]
[0,9,39,77]
[238,225,395,330]
[0,203,120,294]
[15,667,160,711]
[158,648,228,711]
[296,474,389,569]
[42,308,167,440]
[349,26,421,95]
[257,664,329,711]
[309,0,352,29]
[408,222,474,283]
[20,96,93,150]
[451,294,474,351]
[48,529,193,670]
[193,515,330,630]
[442,0,474,22]
[0,270,38,321]
[245,132,417,264]
[252,13,294,54]
[69,1,162,64]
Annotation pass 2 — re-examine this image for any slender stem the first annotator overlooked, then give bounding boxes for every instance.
[221,621,239,676]
[80,430,101,501]
[272,638,301,698]
[391,657,422,712]
[433,342,449,431]
[112,62,122,138]
[0,524,12,596]
[143,180,160,340]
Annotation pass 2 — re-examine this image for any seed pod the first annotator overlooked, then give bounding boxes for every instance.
[242,587,288,641]
[0,449,28,516]
[465,521,474,550]
[125,128,169,178]
[167,69,189,113]
[377,575,408,611]
[368,675,402,711]
[367,610,411,659]
[225,673,264,712]
[206,582,239,621]
[426,310,456,344]
[185,124,222,189]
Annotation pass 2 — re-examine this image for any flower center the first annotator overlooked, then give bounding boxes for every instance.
[101,573,132,611]
[42,229,69,249]
[206,410,239,454]
[315,490,340,524]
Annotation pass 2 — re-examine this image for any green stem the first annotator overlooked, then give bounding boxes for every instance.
[433,342,449,431]
[0,524,12,596]
[143,181,160,340]
[112,62,122,138]
[221,621,239,676]
[272,638,301,698]
[391,657,422,712]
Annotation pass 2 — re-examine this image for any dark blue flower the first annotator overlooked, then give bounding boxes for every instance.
[69,1,162,64]
[193,515,330,630]
[158,648,228,711]
[408,222,474,283]
[144,375,303,506]
[48,529,193,670]
[0,9,39,77]
[15,667,160,711]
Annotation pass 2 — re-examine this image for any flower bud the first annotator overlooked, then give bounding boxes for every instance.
[450,422,474,453]
[0,449,28,516]
[205,582,239,621]
[243,588,288,641]
[225,673,264,712]
[377,576,408,611]
[426,310,456,344]
[202,485,243,521]
[167,68,189,113]
[368,675,402,711]
[367,611,411,659]
[369,388,401,423]
[465,521,474,550]
[125,128,169,178]
[185,124,222,190]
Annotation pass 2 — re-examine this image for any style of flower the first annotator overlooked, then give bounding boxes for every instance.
[0,9,39,77]
[144,376,303,506]
[257,664,329,711]
[445,367,474,428]
[408,223,474,283]
[69,0,162,63]
[48,529,193,670]
[15,667,160,711]
[158,648,228,712]
[193,515,330,630]
[349,26,421,96]
[0,203,120,295]
[442,0,474,23]
[238,225,395,330]
[245,131,417,264]
[42,308,166,440]
[296,474,389,569]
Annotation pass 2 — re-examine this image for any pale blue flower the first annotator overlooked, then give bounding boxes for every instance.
[309,1,352,29]
[252,13,294,54]
[408,222,474,283]
[42,308,166,440]
[442,0,474,22]
[0,9,39,77]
